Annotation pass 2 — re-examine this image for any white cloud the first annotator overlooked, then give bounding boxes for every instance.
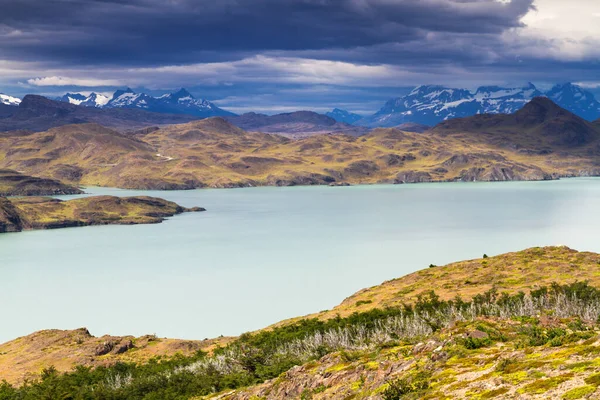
[514,0,600,61]
[27,76,122,87]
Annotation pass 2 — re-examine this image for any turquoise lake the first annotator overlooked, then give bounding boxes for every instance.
[2,179,600,343]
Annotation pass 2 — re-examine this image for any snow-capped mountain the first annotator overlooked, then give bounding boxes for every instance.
[61,92,110,107]
[0,93,21,106]
[358,83,600,127]
[546,83,600,121]
[58,88,235,118]
[326,108,363,124]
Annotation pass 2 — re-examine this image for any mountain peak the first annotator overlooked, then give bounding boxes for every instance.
[171,88,194,99]
[359,82,599,128]
[0,93,22,106]
[326,108,363,124]
[515,96,571,125]
[111,88,136,99]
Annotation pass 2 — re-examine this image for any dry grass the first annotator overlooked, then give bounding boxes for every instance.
[1,118,599,190]
[1,195,202,232]
[276,246,600,324]
[0,328,234,385]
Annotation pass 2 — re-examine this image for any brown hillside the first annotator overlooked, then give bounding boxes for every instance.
[0,169,83,196]
[1,99,600,189]
[0,328,231,385]
[432,97,600,147]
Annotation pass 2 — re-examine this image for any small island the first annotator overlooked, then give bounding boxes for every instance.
[0,195,205,233]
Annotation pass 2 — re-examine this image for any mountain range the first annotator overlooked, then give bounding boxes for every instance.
[0,95,198,132]
[2,82,600,136]
[357,83,600,127]
[60,88,235,118]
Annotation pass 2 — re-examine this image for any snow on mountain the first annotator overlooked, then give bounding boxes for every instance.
[358,83,599,127]
[105,88,235,117]
[57,88,235,118]
[546,83,600,121]
[61,92,110,107]
[0,93,21,106]
[325,108,363,124]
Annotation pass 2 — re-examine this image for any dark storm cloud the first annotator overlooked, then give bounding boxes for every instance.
[0,0,534,65]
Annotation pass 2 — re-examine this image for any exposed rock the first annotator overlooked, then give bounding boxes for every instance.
[114,339,134,354]
[344,160,380,176]
[457,165,553,182]
[0,197,23,232]
[394,171,432,183]
[94,341,114,356]
[379,153,404,167]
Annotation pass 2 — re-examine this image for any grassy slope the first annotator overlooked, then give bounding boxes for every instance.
[294,246,600,322]
[1,195,203,232]
[214,318,600,400]
[213,247,600,399]
[0,329,233,385]
[3,246,600,399]
[1,115,600,189]
[0,169,83,196]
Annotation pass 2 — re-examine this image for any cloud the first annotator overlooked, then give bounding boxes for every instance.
[0,0,534,66]
[1,0,600,113]
[27,76,123,87]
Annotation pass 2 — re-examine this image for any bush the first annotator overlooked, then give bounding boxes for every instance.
[383,371,431,399]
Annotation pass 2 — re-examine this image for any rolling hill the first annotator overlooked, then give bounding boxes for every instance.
[1,98,600,190]
[431,96,600,147]
[225,111,369,138]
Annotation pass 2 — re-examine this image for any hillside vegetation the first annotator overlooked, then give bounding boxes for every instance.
[3,247,600,399]
[0,195,204,232]
[0,169,82,196]
[1,98,600,190]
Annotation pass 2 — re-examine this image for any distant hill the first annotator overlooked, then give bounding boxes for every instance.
[432,96,600,147]
[326,108,363,124]
[0,95,198,132]
[59,88,235,118]
[2,99,600,189]
[359,82,600,127]
[395,122,430,133]
[0,103,16,118]
[225,111,369,138]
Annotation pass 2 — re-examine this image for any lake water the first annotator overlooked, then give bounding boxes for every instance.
[2,179,600,343]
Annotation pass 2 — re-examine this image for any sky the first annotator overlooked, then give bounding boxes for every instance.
[1,0,599,114]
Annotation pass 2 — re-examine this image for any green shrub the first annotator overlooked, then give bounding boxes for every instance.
[383,371,431,399]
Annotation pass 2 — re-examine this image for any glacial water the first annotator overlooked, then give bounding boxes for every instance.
[2,179,600,343]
